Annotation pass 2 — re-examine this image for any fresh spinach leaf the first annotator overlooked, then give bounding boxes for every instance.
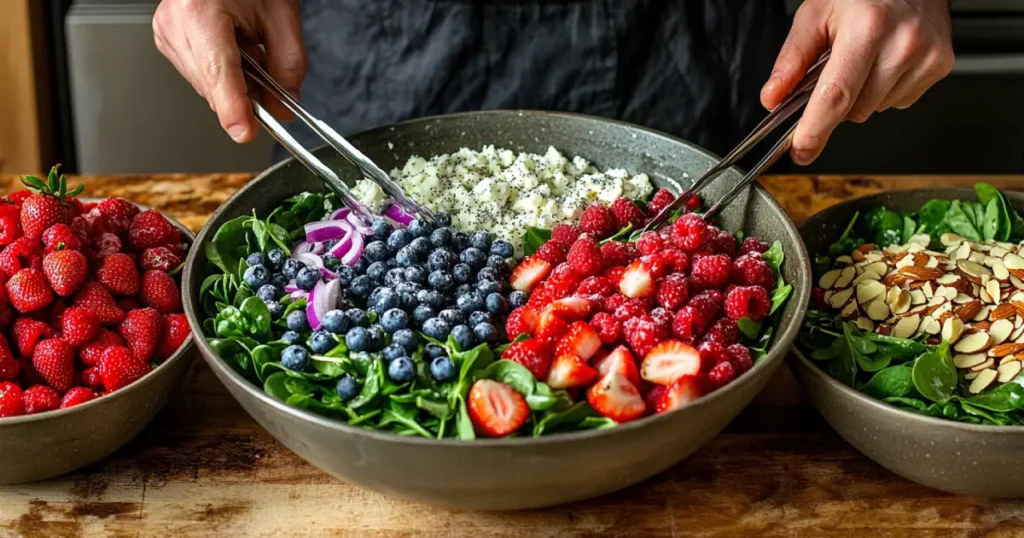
[762,241,784,274]
[264,372,291,401]
[737,318,761,340]
[975,183,1012,241]
[521,227,552,256]
[959,376,1024,412]
[911,344,958,404]
[860,364,914,399]
[769,282,793,315]
[239,296,273,339]
[945,200,982,241]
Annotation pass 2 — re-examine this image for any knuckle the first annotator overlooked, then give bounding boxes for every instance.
[180,0,206,16]
[931,48,956,77]
[817,80,852,111]
[857,4,888,39]
[202,57,223,82]
[847,110,871,124]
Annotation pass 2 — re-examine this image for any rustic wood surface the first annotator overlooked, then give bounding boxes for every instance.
[1,174,1023,538]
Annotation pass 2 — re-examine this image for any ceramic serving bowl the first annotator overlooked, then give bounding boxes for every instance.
[183,110,811,509]
[0,206,196,484]
[791,187,1024,498]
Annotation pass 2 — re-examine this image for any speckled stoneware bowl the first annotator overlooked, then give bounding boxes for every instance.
[792,187,1024,498]
[183,110,811,509]
[0,206,196,484]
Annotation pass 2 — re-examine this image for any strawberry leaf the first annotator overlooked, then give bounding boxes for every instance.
[67,183,84,198]
[20,175,47,192]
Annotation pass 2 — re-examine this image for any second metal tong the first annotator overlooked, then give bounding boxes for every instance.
[643,50,832,231]
[239,50,435,224]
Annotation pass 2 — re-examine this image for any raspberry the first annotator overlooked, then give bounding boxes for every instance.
[655,273,690,310]
[623,317,660,358]
[603,294,629,313]
[707,227,737,257]
[599,241,630,268]
[549,263,582,290]
[726,344,753,373]
[690,254,732,290]
[551,223,581,245]
[613,298,648,322]
[738,237,768,256]
[724,286,771,322]
[536,241,568,265]
[528,283,557,308]
[578,204,616,239]
[645,384,666,411]
[610,199,646,230]
[703,319,740,347]
[639,254,666,279]
[733,254,776,290]
[578,276,614,297]
[625,242,640,262]
[649,307,673,339]
[646,188,676,216]
[697,341,731,371]
[567,237,603,276]
[603,266,626,287]
[671,306,704,344]
[589,312,622,345]
[636,231,663,256]
[688,290,724,326]
[704,360,737,391]
[812,288,828,310]
[684,193,702,212]
[662,249,689,274]
[671,213,707,252]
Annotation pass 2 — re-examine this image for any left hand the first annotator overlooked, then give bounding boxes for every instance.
[760,0,954,165]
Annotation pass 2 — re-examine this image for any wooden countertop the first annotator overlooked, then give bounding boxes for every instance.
[2,174,1024,538]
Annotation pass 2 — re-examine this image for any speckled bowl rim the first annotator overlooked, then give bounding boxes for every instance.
[792,186,1024,434]
[184,109,811,447]
[0,201,196,426]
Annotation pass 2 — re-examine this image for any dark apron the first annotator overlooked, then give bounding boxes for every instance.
[276,0,788,165]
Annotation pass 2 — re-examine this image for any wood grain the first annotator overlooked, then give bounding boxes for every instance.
[1,174,1023,538]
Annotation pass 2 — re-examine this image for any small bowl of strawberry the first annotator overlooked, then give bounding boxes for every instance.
[0,166,196,484]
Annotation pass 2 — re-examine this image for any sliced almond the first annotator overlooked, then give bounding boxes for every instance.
[969,369,997,394]
[1011,274,1024,290]
[922,316,941,335]
[910,289,927,306]
[1005,252,1024,271]
[958,259,992,284]
[954,331,993,354]
[941,317,965,344]
[990,319,1014,345]
[954,353,987,369]
[855,316,874,332]
[865,299,890,321]
[989,303,1017,321]
[922,281,935,299]
[938,286,959,301]
[852,250,866,263]
[971,358,995,372]
[987,342,1024,358]
[856,280,886,305]
[997,360,1022,383]
[892,314,921,339]
[1011,324,1024,342]
[965,372,979,380]
[839,301,859,319]
[954,242,972,262]
[987,280,1002,305]
[834,266,856,289]
[953,293,973,304]
[941,233,965,247]
[899,266,944,281]
[936,273,960,286]
[892,290,911,315]
[836,255,854,265]
[864,252,884,263]
[975,320,993,331]
[909,234,931,246]
[819,269,842,289]
[829,287,855,309]
[956,299,983,322]
[974,304,993,322]
[992,258,1010,280]
[971,251,988,264]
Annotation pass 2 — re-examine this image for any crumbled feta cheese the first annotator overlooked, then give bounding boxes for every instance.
[351,179,387,213]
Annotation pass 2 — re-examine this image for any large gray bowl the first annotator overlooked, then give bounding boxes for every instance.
[0,207,196,484]
[182,110,811,509]
[792,187,1024,497]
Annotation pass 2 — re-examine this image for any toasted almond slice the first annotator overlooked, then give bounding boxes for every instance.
[829,287,855,309]
[922,281,935,299]
[938,285,959,301]
[953,293,973,305]
[990,303,1017,321]
[1005,252,1024,270]
[941,317,965,344]
[856,280,886,305]
[965,372,979,380]
[958,260,992,284]
[981,287,993,304]
[969,369,997,394]
[899,266,944,281]
[1010,275,1024,290]
[954,331,993,354]
[975,320,993,331]
[836,255,854,265]
[971,358,996,372]
[840,301,859,319]
[954,242,973,262]
[892,290,911,315]
[954,353,987,369]
[819,269,842,289]
[991,246,1010,258]
[864,252,883,263]
[974,304,992,322]
[855,316,874,332]
[987,280,1003,305]
[925,256,939,269]
[992,258,1010,280]
[936,273,960,286]
[863,261,887,277]
[922,316,941,335]
[940,233,964,247]
[998,360,1022,383]
[970,251,988,264]
[955,299,982,322]
[834,266,856,289]
[1011,324,1024,342]
[987,342,1024,358]
[865,299,890,321]
[852,270,882,286]
[910,289,926,306]
[892,314,921,339]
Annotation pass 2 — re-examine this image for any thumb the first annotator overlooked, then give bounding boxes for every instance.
[761,2,830,110]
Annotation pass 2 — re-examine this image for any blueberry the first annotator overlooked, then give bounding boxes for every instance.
[457,292,485,315]
[371,217,393,239]
[386,258,399,269]
[280,345,309,371]
[417,289,444,309]
[270,273,289,290]
[321,310,350,334]
[371,287,400,313]
[468,230,490,250]
[460,247,486,270]
[393,329,419,352]
[286,310,309,332]
[490,240,514,258]
[336,374,360,402]
[473,322,497,344]
[266,249,286,270]
[310,330,336,354]
[246,252,266,268]
[487,255,509,274]
[468,311,493,327]
[508,291,528,309]
[257,284,281,302]
[486,292,509,315]
[404,265,427,285]
[413,305,436,325]
[430,356,456,382]
[439,308,466,327]
[354,257,371,275]
[296,266,320,291]
[451,324,475,351]
[396,246,418,267]
[244,265,271,288]
[452,263,472,284]
[427,249,456,272]
[425,343,447,360]
[383,343,406,362]
[434,212,453,227]
[367,261,389,283]
[364,241,390,263]
[387,229,412,251]
[335,265,356,286]
[395,281,422,295]
[368,325,386,351]
[281,330,302,345]
[428,270,454,292]
[381,308,410,333]
[266,301,285,320]
[408,218,435,239]
[345,326,370,352]
[410,237,433,257]
[282,258,304,280]
[385,267,406,287]
[399,292,419,311]
[349,275,373,297]
[430,227,453,248]
[388,357,416,383]
[477,267,500,282]
[422,317,451,341]
[454,283,474,298]
[452,231,470,251]
[477,279,501,297]
[345,308,369,328]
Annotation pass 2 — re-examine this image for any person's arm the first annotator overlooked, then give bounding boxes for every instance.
[152,0,307,143]
[760,0,954,165]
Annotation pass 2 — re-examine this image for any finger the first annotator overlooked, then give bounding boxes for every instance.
[185,11,257,143]
[761,1,829,110]
[880,48,954,110]
[153,8,211,106]
[845,56,908,122]
[259,1,307,122]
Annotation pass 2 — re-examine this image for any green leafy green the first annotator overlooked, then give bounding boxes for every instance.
[521,227,552,256]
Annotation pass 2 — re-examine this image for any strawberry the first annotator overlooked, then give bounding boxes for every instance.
[80,328,126,366]
[640,340,702,385]
[98,346,151,392]
[42,249,88,297]
[534,308,568,344]
[96,253,140,296]
[96,198,139,234]
[501,338,553,379]
[118,307,164,361]
[645,384,667,411]
[140,270,181,314]
[546,297,591,321]
[0,214,21,245]
[140,246,183,272]
[61,387,97,409]
[467,379,530,438]
[592,346,641,387]
[61,306,100,346]
[6,268,53,312]
[128,210,180,251]
[73,282,125,325]
[41,223,81,253]
[0,356,18,383]
[505,306,539,340]
[12,317,56,357]
[32,338,74,392]
[619,259,654,298]
[0,236,41,277]
[80,366,104,392]
[18,166,81,240]
[156,313,190,360]
[654,375,703,413]
[546,353,598,389]
[23,385,61,414]
[509,256,552,292]
[0,382,25,417]
[554,321,602,361]
[69,215,91,245]
[92,233,123,258]
[587,370,646,423]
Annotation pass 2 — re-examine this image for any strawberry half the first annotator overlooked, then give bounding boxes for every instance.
[509,256,552,292]
[534,308,568,344]
[467,379,529,438]
[546,296,592,321]
[586,370,646,423]
[545,353,598,389]
[655,375,703,414]
[554,321,601,361]
[592,346,641,387]
[619,259,654,298]
[640,340,702,385]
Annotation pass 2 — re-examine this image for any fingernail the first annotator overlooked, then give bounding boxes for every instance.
[228,125,248,142]
[793,150,814,165]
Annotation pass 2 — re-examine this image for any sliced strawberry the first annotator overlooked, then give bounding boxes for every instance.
[467,379,530,438]
[592,345,641,387]
[534,308,568,344]
[640,340,702,385]
[545,353,598,389]
[509,256,552,292]
[554,321,601,361]
[654,375,703,414]
[546,296,591,321]
[586,370,646,423]
[619,259,654,298]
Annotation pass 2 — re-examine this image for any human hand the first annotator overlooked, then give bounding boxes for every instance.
[153,0,307,143]
[761,0,954,165]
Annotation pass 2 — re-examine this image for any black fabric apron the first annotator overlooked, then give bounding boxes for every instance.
[275,0,789,165]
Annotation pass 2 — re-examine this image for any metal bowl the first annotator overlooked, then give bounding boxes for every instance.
[791,187,1024,497]
[0,206,196,484]
[182,110,811,509]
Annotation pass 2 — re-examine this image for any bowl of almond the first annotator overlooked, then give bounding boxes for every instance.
[791,184,1024,497]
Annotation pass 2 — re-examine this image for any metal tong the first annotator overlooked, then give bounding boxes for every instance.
[238,50,436,224]
[642,50,832,231]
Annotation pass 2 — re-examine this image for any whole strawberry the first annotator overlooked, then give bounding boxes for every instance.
[41,223,81,253]
[0,382,25,417]
[23,385,61,414]
[119,308,164,362]
[72,281,125,325]
[61,387,97,409]
[96,253,140,296]
[0,210,21,246]
[140,246,183,272]
[128,210,180,251]
[61,306,100,346]
[99,346,151,392]
[0,236,42,277]
[18,165,83,240]
[7,268,54,313]
[80,328,126,366]
[32,338,74,392]
[12,317,56,357]
[156,313,190,360]
[140,270,181,314]
[42,249,88,297]
[95,198,139,234]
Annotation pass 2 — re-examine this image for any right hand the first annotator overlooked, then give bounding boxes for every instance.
[153,0,307,143]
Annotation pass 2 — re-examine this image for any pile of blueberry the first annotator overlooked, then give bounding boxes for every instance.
[242,248,297,319]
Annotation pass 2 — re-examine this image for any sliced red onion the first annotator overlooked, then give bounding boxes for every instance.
[284,283,300,293]
[345,212,368,229]
[311,242,326,255]
[307,278,342,331]
[294,252,324,269]
[320,266,338,281]
[330,207,350,220]
[341,231,364,266]
[293,241,313,256]
[327,222,355,258]
[306,281,323,329]
[305,220,350,242]
[290,290,308,300]
[384,203,414,225]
